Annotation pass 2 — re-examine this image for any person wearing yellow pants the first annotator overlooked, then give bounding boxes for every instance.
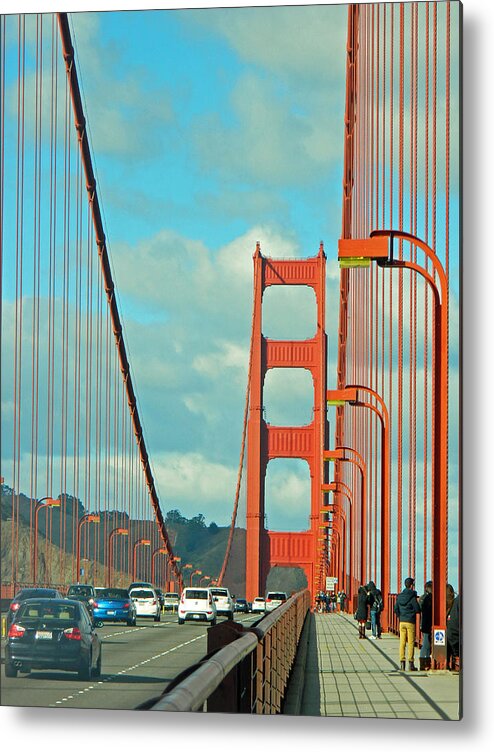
[394,577,421,671]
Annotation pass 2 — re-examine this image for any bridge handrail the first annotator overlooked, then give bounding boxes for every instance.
[150,632,258,712]
[149,589,311,713]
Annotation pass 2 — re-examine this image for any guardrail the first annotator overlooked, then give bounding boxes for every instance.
[149,589,311,714]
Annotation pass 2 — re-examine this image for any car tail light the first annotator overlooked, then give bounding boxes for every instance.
[63,627,82,641]
[180,593,185,603]
[207,611,213,615]
[266,598,271,603]
[9,602,21,612]
[123,601,130,609]
[152,600,157,606]
[92,601,99,609]
[8,623,26,638]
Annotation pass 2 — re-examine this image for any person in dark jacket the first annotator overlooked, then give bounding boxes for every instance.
[418,581,433,670]
[356,585,369,639]
[447,593,460,670]
[394,576,421,671]
[370,588,384,639]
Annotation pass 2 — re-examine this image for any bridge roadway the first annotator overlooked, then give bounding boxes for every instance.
[0,612,259,710]
[285,611,461,720]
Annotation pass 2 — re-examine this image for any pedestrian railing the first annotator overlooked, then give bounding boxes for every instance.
[148,589,311,714]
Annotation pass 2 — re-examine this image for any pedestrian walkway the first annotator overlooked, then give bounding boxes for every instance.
[285,611,461,720]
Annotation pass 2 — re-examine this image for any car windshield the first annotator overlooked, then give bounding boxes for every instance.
[210,589,228,597]
[18,602,79,620]
[131,589,154,598]
[267,593,287,600]
[254,598,264,602]
[68,586,92,597]
[165,593,179,599]
[185,589,207,600]
[98,589,128,600]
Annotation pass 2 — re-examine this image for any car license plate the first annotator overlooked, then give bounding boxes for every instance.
[193,614,200,619]
[36,630,52,640]
[107,610,116,615]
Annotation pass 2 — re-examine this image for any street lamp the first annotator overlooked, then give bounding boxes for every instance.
[321,481,353,601]
[151,547,167,586]
[199,575,211,586]
[108,528,129,587]
[190,569,202,586]
[33,497,61,584]
[324,447,367,584]
[327,385,390,630]
[76,513,100,583]
[132,538,151,580]
[338,230,449,665]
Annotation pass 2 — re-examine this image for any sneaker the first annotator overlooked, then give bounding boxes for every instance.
[369,635,377,640]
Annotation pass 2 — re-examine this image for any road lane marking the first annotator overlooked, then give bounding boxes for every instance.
[49,632,206,707]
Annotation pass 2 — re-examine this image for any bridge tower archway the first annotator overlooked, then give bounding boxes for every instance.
[245,244,328,604]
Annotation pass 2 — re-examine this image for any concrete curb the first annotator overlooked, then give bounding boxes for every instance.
[282,610,312,715]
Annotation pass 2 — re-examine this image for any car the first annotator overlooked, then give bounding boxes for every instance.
[128,581,153,592]
[163,592,180,611]
[234,598,250,613]
[177,587,217,625]
[251,597,266,614]
[155,588,165,611]
[265,591,288,612]
[92,587,137,626]
[129,587,161,621]
[4,597,102,680]
[210,587,235,619]
[6,587,64,628]
[66,584,96,615]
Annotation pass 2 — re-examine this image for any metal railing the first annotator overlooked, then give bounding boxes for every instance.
[149,589,311,713]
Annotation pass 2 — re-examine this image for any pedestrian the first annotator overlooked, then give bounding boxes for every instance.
[370,588,384,639]
[446,583,455,615]
[340,590,347,613]
[356,585,369,639]
[447,592,460,670]
[394,576,421,671]
[418,581,433,670]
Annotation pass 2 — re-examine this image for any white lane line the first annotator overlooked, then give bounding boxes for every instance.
[51,632,206,706]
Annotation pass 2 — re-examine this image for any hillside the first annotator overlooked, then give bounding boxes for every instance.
[1,486,246,595]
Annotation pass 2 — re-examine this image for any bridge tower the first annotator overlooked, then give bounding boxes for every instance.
[245,243,328,603]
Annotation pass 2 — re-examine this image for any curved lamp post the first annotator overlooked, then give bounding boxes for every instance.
[76,513,100,583]
[324,448,367,584]
[339,230,449,666]
[108,528,129,587]
[151,547,167,586]
[327,386,390,630]
[322,481,354,601]
[132,538,151,580]
[190,569,202,586]
[199,575,211,586]
[33,497,61,584]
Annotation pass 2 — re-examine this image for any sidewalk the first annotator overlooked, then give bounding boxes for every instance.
[285,611,461,720]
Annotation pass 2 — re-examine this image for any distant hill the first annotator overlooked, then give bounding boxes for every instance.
[1,485,246,595]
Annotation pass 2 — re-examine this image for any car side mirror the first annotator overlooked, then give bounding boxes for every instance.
[232,595,236,599]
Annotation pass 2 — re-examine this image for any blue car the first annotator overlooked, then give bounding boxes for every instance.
[92,588,137,626]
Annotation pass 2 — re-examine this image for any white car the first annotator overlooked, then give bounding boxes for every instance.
[265,591,288,612]
[209,587,234,619]
[163,592,180,611]
[178,587,217,625]
[129,587,161,621]
[251,597,266,614]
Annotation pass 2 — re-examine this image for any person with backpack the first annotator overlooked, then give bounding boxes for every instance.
[370,588,384,639]
[394,577,421,671]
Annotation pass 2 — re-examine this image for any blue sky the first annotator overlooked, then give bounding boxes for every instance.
[63,4,349,528]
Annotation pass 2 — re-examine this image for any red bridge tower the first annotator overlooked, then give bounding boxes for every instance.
[245,243,328,603]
